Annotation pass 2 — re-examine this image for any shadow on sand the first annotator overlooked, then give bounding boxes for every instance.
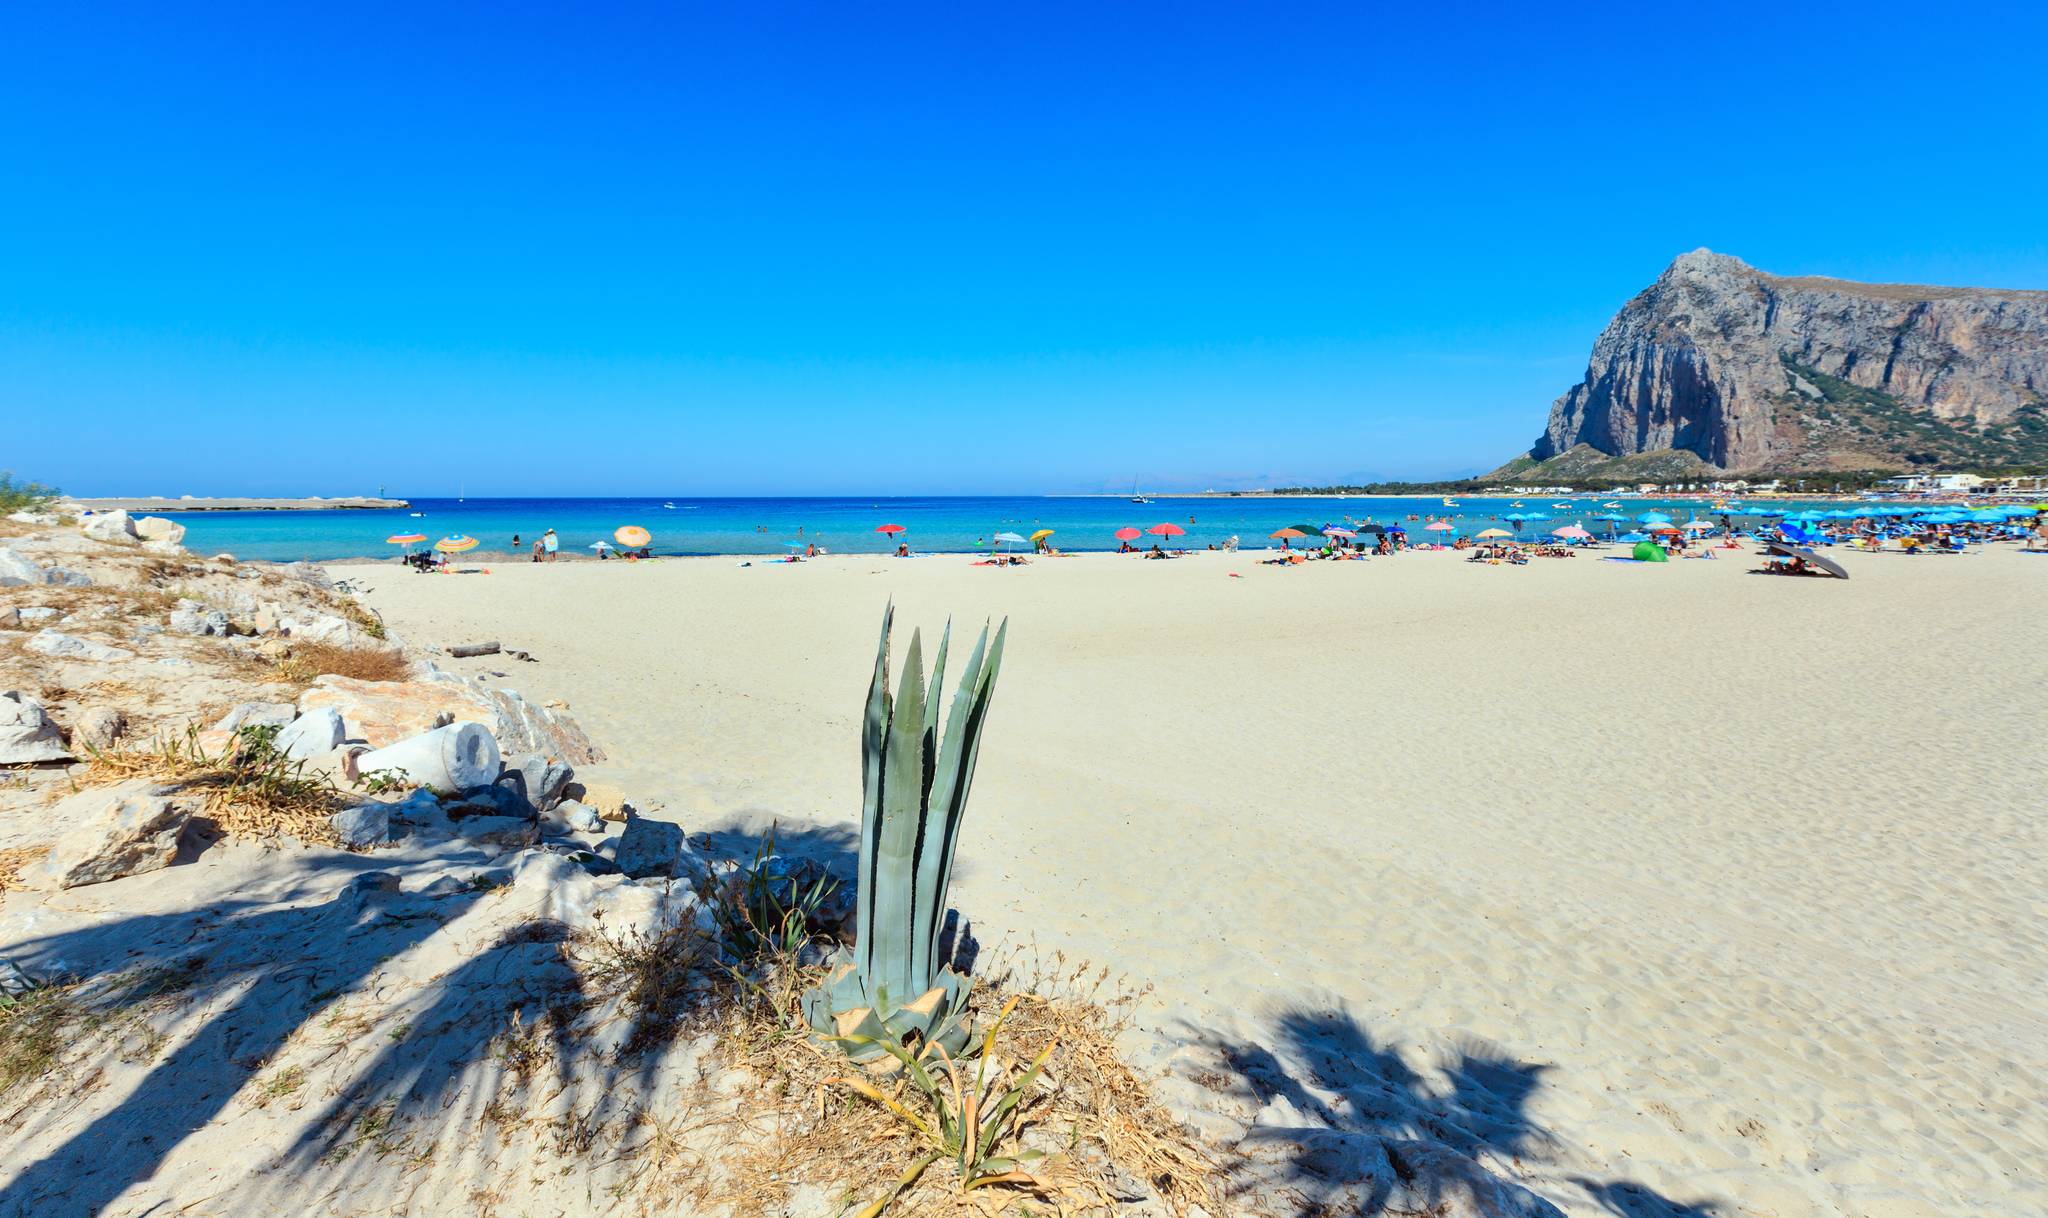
[0,821,860,1218]
[1196,1004,1724,1217]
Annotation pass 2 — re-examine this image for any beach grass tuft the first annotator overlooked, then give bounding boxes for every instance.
[85,723,343,845]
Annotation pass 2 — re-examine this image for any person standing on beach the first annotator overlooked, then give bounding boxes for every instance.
[542,528,559,561]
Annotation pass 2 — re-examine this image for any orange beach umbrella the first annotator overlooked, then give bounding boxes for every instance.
[386,533,426,545]
[614,526,651,548]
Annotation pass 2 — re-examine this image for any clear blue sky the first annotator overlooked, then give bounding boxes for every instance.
[6,2,2046,496]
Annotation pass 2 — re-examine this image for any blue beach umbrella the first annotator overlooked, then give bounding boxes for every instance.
[1638,512,1672,524]
[1617,530,1649,543]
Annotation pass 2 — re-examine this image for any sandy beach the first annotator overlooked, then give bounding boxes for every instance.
[348,544,2048,1217]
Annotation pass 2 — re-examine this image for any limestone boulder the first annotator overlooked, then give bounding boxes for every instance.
[29,781,200,889]
[0,690,72,763]
[169,599,231,637]
[301,671,603,763]
[0,547,46,587]
[133,516,187,544]
[499,752,573,812]
[80,510,139,545]
[615,816,686,879]
[24,630,135,663]
[331,803,396,851]
[70,706,126,752]
[274,707,346,760]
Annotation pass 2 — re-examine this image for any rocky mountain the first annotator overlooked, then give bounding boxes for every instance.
[1494,250,2048,478]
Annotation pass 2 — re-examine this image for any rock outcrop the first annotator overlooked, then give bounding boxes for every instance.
[299,669,604,763]
[29,781,200,889]
[1509,250,2048,475]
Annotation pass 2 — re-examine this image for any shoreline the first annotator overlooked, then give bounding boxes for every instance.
[64,496,410,513]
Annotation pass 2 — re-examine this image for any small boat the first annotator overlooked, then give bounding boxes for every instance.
[1130,478,1150,504]
[1442,498,1460,507]
[664,502,676,509]
[409,512,424,517]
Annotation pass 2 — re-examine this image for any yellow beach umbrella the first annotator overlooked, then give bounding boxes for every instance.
[434,535,480,554]
[1029,528,1055,542]
[614,526,651,548]
[1476,528,1513,539]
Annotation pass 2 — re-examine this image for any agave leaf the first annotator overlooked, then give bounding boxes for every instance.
[856,604,895,981]
[923,619,1005,979]
[912,620,994,978]
[872,628,928,998]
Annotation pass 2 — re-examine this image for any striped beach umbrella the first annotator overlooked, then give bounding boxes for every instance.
[614,526,652,548]
[386,532,426,545]
[434,535,479,554]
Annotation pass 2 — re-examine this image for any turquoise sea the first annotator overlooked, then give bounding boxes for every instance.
[149,495,1910,563]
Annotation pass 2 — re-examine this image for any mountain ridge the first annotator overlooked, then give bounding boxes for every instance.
[1495,250,2048,478]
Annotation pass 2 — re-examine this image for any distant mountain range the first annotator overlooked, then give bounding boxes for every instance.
[1490,250,2048,481]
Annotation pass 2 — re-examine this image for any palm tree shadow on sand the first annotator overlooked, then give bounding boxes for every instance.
[0,821,862,1218]
[1189,1004,1725,1218]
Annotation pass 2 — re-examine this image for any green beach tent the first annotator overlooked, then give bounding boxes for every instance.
[1632,540,1668,563]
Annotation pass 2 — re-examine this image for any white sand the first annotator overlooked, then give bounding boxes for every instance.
[351,545,2047,1217]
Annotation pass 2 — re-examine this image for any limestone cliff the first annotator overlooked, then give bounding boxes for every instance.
[1510,250,2048,475]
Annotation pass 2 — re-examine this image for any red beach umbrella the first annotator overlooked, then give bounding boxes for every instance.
[1113,526,1142,542]
[875,524,906,536]
[1146,523,1186,538]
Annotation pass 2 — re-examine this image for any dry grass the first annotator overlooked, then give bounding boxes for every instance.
[84,724,343,846]
[271,640,411,688]
[570,892,1221,1218]
[0,845,51,892]
[0,959,202,1099]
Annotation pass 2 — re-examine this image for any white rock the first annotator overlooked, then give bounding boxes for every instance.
[275,707,346,761]
[70,706,126,752]
[330,802,395,850]
[24,630,135,662]
[168,599,231,637]
[29,781,199,889]
[133,516,187,544]
[0,690,72,763]
[0,547,45,586]
[81,510,139,545]
[18,607,58,623]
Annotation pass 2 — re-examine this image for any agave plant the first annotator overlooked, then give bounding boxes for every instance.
[801,604,1007,1063]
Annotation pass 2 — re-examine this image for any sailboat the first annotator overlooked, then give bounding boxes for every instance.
[1130,478,1150,504]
